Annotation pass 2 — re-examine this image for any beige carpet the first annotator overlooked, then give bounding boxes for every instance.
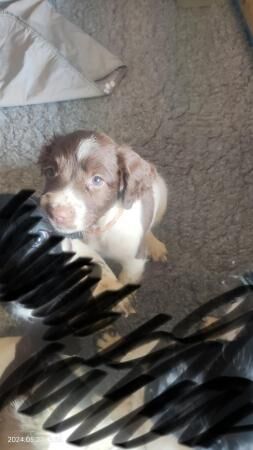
[0,165,42,194]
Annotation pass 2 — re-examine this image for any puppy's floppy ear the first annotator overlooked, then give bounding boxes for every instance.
[117,145,155,209]
[38,142,52,168]
[38,133,59,168]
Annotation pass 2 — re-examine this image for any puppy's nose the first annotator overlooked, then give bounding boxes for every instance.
[48,205,74,224]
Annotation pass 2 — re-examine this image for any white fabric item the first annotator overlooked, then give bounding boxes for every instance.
[0,0,126,107]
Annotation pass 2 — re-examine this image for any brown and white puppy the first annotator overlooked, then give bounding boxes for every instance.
[39,130,168,300]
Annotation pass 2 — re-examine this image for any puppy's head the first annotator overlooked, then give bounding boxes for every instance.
[39,130,154,233]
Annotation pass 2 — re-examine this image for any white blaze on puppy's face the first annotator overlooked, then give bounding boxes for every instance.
[77,136,97,162]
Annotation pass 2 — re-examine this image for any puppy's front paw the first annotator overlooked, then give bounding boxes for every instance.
[93,276,136,317]
[149,238,168,262]
[113,294,136,317]
[93,276,118,296]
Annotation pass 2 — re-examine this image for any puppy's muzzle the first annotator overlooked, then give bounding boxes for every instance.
[41,193,76,229]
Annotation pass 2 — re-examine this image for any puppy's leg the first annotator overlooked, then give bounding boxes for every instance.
[119,258,146,285]
[69,239,135,316]
[145,231,168,262]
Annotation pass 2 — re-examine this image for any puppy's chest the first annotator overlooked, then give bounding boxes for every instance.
[87,204,143,260]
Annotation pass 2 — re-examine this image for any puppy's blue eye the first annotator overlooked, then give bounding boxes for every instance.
[91,175,104,186]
